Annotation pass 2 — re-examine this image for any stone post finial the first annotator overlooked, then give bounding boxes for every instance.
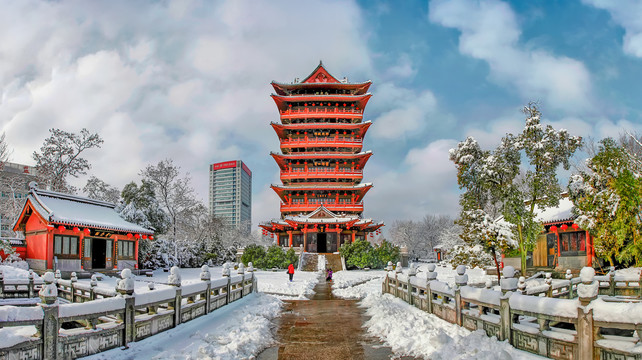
[545,272,552,286]
[117,268,135,295]
[222,263,230,277]
[518,276,526,294]
[408,263,417,277]
[426,263,438,280]
[395,262,402,273]
[90,274,97,288]
[577,266,598,306]
[247,262,254,273]
[565,269,573,280]
[237,263,245,275]
[54,269,61,280]
[455,265,468,287]
[148,282,155,290]
[500,266,518,293]
[200,265,211,281]
[70,272,78,283]
[485,279,492,289]
[167,266,181,287]
[28,270,34,280]
[385,261,393,271]
[39,272,58,305]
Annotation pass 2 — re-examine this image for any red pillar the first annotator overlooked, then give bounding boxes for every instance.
[134,238,139,269]
[287,231,293,248]
[351,231,355,243]
[556,229,561,257]
[586,230,592,266]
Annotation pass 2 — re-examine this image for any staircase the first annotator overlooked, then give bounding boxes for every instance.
[324,253,344,272]
[300,253,319,272]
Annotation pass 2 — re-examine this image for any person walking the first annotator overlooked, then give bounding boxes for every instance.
[326,267,333,281]
[287,263,295,282]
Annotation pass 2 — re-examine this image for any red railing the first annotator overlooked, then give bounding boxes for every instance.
[280,201,363,212]
[281,168,363,179]
[279,136,363,148]
[280,107,364,116]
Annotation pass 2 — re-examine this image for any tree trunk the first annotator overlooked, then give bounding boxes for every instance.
[517,223,526,276]
[492,249,501,283]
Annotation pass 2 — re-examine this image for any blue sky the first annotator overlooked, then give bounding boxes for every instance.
[1,0,641,233]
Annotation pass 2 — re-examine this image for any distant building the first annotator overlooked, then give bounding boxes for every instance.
[209,160,252,232]
[0,162,38,238]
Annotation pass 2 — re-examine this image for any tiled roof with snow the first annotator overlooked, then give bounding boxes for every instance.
[28,188,153,234]
[534,197,575,223]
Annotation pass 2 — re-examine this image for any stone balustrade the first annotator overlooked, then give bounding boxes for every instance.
[383,265,642,360]
[0,265,257,359]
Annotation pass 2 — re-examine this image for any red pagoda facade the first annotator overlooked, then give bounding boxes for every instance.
[260,62,383,253]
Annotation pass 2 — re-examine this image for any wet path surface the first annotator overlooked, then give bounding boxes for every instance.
[258,277,399,360]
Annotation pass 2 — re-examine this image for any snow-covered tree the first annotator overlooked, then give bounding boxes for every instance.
[450,103,582,275]
[32,128,103,193]
[389,215,453,260]
[569,137,642,267]
[83,176,120,203]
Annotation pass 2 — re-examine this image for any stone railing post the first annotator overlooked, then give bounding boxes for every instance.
[425,264,437,314]
[70,272,78,302]
[407,264,417,305]
[115,269,136,345]
[577,267,597,360]
[517,276,526,295]
[28,270,35,298]
[608,266,615,296]
[565,269,574,298]
[639,269,642,299]
[499,266,516,343]
[39,272,59,360]
[222,263,231,304]
[90,275,97,301]
[237,263,245,298]
[200,265,212,313]
[167,266,182,327]
[246,262,256,293]
[454,265,467,326]
[0,269,4,298]
[545,272,553,297]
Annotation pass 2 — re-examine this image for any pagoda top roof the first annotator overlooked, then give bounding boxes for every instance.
[271,183,372,191]
[13,184,153,234]
[271,62,372,94]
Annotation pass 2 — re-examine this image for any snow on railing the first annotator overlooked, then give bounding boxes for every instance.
[0,264,258,360]
[382,265,642,359]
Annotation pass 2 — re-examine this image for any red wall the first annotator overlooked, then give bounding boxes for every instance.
[25,213,51,268]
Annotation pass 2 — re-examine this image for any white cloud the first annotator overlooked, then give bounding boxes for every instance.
[365,139,460,222]
[583,0,642,58]
[429,0,593,113]
[369,83,438,139]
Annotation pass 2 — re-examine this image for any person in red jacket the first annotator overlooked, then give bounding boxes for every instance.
[287,263,295,282]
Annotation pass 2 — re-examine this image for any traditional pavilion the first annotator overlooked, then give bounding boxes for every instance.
[260,62,384,253]
[13,182,154,272]
[503,196,596,271]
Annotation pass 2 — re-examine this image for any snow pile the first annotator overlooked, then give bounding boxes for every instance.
[0,305,43,321]
[59,297,126,318]
[0,325,39,349]
[509,293,579,318]
[317,254,326,271]
[332,270,385,290]
[0,265,40,280]
[254,270,318,299]
[333,277,384,299]
[416,264,493,287]
[84,293,282,360]
[588,298,642,323]
[361,292,544,359]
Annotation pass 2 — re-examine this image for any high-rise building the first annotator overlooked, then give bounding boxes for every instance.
[260,62,383,252]
[209,160,252,232]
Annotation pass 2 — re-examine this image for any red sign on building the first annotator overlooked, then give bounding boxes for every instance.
[211,161,237,171]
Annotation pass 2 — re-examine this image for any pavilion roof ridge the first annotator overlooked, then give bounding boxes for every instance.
[271,182,372,189]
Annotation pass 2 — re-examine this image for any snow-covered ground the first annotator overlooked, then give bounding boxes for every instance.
[0,265,40,280]
[84,293,282,360]
[254,269,319,299]
[331,268,547,359]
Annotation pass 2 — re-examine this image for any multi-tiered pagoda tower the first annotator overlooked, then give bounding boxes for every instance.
[260,62,383,253]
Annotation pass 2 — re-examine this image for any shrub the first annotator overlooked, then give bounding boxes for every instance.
[241,245,297,269]
[241,244,266,268]
[340,239,400,269]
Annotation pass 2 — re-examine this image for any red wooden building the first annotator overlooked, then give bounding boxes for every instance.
[260,63,383,252]
[13,183,153,272]
[503,197,596,271]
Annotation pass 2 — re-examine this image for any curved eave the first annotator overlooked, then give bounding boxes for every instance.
[270,184,373,202]
[271,81,371,96]
[270,151,373,170]
[271,94,372,111]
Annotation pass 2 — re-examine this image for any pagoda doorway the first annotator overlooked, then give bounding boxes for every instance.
[317,233,327,253]
[91,238,107,269]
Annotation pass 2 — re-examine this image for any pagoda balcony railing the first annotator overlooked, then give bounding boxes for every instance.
[280,201,363,212]
[284,167,363,174]
[281,168,363,180]
[280,107,364,116]
[279,136,363,148]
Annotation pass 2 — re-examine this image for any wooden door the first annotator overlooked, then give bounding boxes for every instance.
[82,238,92,269]
[533,234,547,267]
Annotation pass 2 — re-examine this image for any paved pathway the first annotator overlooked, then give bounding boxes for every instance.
[258,276,402,360]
